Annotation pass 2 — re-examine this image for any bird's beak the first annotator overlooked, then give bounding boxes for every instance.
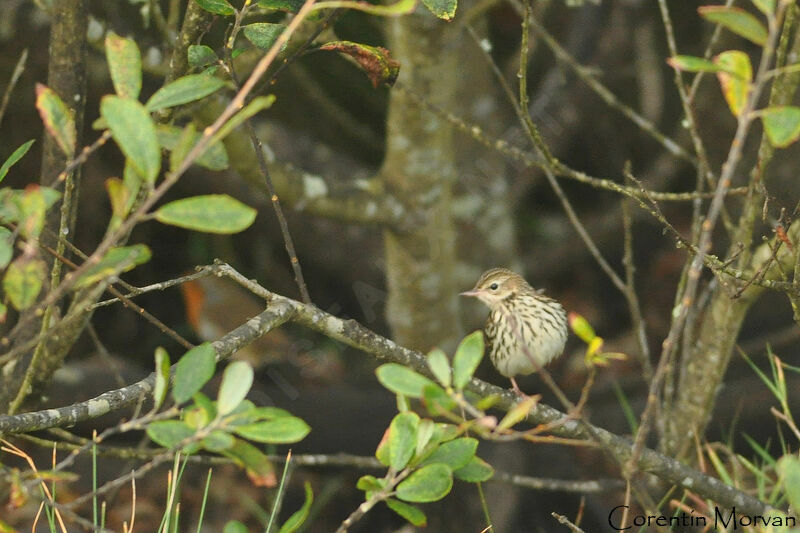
[460,289,480,297]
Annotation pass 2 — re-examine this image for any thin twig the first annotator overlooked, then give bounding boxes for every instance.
[224,38,311,303]
[0,48,27,127]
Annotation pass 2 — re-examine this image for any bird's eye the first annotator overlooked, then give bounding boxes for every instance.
[489,283,498,290]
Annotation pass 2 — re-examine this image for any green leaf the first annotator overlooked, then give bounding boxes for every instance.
[258,0,303,11]
[208,95,276,147]
[319,40,399,88]
[714,50,752,117]
[454,456,494,482]
[386,499,427,527]
[426,348,451,387]
[312,0,416,16]
[217,361,254,415]
[223,521,248,533]
[75,245,152,288]
[16,186,47,239]
[158,124,229,171]
[221,438,276,487]
[396,463,453,503]
[752,0,775,15]
[101,95,161,184]
[357,475,383,492]
[192,391,218,423]
[234,417,311,443]
[666,55,721,73]
[188,45,218,68]
[105,31,142,99]
[698,6,768,46]
[0,227,13,270]
[780,456,800,511]
[145,74,226,112]
[452,331,483,390]
[569,313,596,343]
[278,482,313,533]
[154,194,256,234]
[421,383,456,415]
[0,140,35,184]
[173,342,216,404]
[421,0,456,20]
[105,177,129,221]
[415,419,435,458]
[388,412,419,470]
[243,23,285,50]
[420,437,477,470]
[153,347,171,410]
[201,430,235,452]
[35,84,76,157]
[146,420,195,448]
[3,257,46,311]
[375,363,437,398]
[194,0,236,15]
[761,106,800,147]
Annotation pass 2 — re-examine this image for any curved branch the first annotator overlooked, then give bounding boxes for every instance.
[0,264,772,516]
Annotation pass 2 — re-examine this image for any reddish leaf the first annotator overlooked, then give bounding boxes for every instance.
[319,41,400,88]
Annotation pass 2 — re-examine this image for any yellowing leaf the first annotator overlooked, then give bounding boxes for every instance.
[35,84,76,157]
[714,50,752,117]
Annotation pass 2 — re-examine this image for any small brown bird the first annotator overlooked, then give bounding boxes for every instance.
[461,268,568,394]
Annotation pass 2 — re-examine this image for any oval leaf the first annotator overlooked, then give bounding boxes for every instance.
[146,74,226,112]
[154,194,257,234]
[420,437,477,470]
[666,55,721,73]
[101,95,161,183]
[421,0,456,20]
[146,420,195,448]
[234,417,311,444]
[0,227,13,270]
[454,456,494,482]
[194,0,236,15]
[714,50,752,117]
[396,463,453,503]
[388,412,419,470]
[386,499,427,527]
[188,45,219,69]
[258,0,303,12]
[173,342,217,404]
[312,0,416,16]
[75,245,151,288]
[105,31,142,99]
[452,331,484,390]
[153,347,171,410]
[35,84,76,157]
[222,439,276,487]
[698,6,768,46]
[217,361,254,415]
[761,106,800,148]
[426,348,451,388]
[243,23,285,50]
[3,257,46,311]
[375,363,436,398]
[202,430,236,452]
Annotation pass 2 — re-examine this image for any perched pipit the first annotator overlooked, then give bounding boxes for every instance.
[461,268,568,394]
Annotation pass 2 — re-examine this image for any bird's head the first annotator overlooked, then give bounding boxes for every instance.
[460,268,529,309]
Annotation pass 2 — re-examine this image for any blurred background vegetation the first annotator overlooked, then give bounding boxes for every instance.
[1,0,800,530]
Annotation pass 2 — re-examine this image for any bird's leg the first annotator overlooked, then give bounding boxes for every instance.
[509,377,526,397]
